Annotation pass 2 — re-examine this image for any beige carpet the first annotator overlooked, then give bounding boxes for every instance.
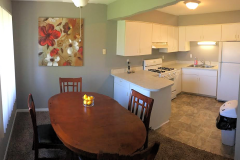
[6,112,232,160]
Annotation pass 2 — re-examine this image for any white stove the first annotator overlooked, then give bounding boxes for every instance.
[143,58,177,99]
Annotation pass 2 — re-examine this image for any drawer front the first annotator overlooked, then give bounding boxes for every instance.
[198,70,217,77]
[114,77,129,88]
[182,69,198,75]
[182,69,217,77]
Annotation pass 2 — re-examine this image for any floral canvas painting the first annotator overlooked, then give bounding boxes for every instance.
[38,18,83,66]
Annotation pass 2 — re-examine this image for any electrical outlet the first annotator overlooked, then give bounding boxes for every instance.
[127,59,129,62]
[103,49,106,55]
[162,55,165,59]
[190,54,193,58]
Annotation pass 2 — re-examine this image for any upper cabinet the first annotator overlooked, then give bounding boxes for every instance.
[140,23,153,55]
[222,23,240,41]
[202,25,222,41]
[186,26,202,41]
[167,26,179,53]
[178,26,190,52]
[152,24,168,42]
[186,25,222,41]
[117,21,152,56]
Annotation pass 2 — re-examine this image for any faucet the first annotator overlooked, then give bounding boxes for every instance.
[200,60,205,65]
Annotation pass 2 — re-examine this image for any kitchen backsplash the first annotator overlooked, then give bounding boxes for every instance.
[176,42,219,62]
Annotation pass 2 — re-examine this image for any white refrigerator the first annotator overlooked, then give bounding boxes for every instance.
[217,42,240,101]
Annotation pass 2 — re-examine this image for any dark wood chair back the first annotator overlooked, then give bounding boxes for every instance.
[59,77,82,93]
[28,94,39,147]
[98,141,160,160]
[128,89,154,149]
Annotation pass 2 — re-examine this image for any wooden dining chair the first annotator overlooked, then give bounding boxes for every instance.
[128,89,154,149]
[59,77,82,93]
[28,94,65,160]
[97,141,160,160]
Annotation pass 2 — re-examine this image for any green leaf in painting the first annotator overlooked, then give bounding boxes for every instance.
[61,48,63,53]
[38,52,43,56]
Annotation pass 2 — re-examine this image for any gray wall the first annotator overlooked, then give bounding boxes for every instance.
[0,0,12,13]
[178,10,240,26]
[12,1,176,110]
[177,42,219,62]
[125,10,178,26]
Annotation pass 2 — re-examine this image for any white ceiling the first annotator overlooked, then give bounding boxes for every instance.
[158,0,240,15]
[11,0,117,5]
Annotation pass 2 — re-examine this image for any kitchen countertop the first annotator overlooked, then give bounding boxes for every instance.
[164,63,218,71]
[111,70,174,92]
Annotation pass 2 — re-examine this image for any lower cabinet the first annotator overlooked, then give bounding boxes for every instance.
[182,69,217,97]
[114,82,130,109]
[176,70,182,94]
[182,74,199,94]
[114,77,151,109]
[198,75,217,96]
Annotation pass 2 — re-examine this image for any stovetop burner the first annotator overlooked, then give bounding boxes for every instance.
[158,67,174,71]
[148,69,166,73]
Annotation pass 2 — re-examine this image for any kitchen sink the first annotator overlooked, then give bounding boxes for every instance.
[188,64,214,68]
[200,65,215,68]
[188,64,202,67]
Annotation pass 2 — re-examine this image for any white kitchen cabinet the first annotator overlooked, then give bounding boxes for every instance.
[114,82,130,109]
[186,25,221,41]
[182,74,199,94]
[202,25,222,41]
[114,77,130,109]
[117,20,152,56]
[182,69,217,97]
[221,23,240,41]
[168,26,178,53]
[186,26,202,41]
[152,24,168,42]
[124,21,141,56]
[198,76,217,96]
[176,70,182,94]
[140,23,153,55]
[178,26,190,51]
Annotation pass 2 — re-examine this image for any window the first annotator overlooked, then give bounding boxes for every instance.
[0,6,16,138]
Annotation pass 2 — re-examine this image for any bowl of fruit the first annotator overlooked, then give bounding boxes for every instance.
[83,94,95,107]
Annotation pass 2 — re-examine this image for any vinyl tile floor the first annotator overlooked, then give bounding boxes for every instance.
[156,93,235,159]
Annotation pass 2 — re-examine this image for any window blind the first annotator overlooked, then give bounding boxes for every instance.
[0,6,16,137]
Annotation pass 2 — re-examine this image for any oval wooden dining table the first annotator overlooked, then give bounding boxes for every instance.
[48,92,147,159]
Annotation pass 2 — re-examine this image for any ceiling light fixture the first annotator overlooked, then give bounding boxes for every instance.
[184,0,201,10]
[72,0,89,42]
[72,0,89,7]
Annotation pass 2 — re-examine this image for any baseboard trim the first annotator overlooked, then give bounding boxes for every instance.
[3,110,17,160]
[17,108,49,112]
[152,120,169,130]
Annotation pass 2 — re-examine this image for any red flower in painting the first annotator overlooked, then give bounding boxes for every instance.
[78,47,83,55]
[50,48,59,57]
[63,61,71,66]
[39,24,61,46]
